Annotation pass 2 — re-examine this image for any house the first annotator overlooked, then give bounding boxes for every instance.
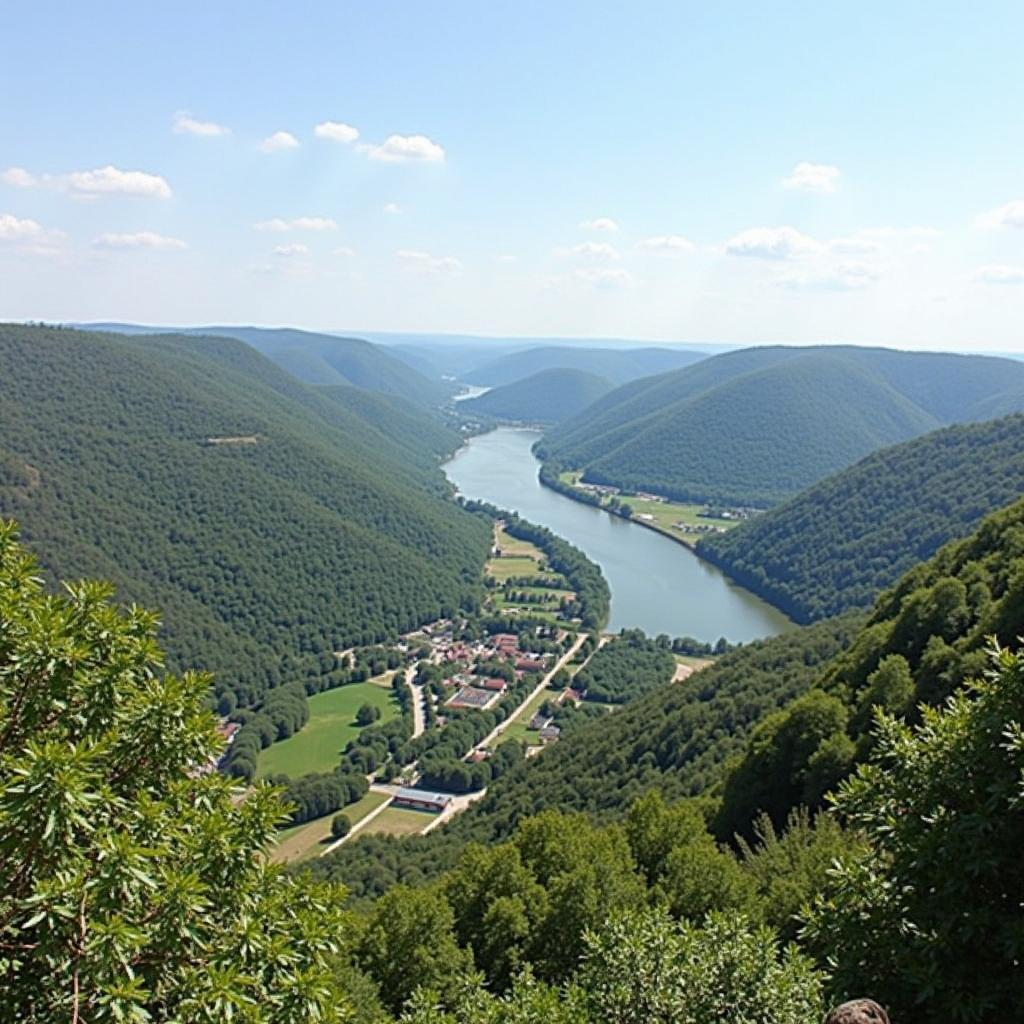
[539,724,561,744]
[516,657,545,672]
[529,712,550,730]
[216,721,241,744]
[466,749,490,763]
[479,677,508,693]
[562,688,583,704]
[392,788,452,813]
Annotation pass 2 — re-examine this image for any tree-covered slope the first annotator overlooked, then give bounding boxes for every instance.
[465,344,707,387]
[697,414,1024,622]
[79,322,453,406]
[538,345,1024,506]
[0,324,490,710]
[460,368,614,423]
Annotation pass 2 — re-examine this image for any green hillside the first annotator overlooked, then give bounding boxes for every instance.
[465,344,707,386]
[80,322,454,406]
[697,414,1024,622]
[460,368,614,423]
[538,345,1024,506]
[0,324,491,710]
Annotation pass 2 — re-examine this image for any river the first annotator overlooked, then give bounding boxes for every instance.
[442,427,792,644]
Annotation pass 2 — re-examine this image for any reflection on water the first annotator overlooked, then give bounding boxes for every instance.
[443,427,792,644]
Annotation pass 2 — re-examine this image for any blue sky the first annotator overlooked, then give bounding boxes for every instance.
[2,1,1023,351]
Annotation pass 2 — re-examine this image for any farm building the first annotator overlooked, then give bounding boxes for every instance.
[392,788,452,813]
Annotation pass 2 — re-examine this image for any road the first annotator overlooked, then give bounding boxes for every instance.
[477,631,588,750]
[405,666,426,739]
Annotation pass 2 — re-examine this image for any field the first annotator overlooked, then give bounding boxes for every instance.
[270,789,390,864]
[556,472,738,547]
[256,678,400,779]
[486,523,577,627]
[488,556,546,581]
[357,805,436,838]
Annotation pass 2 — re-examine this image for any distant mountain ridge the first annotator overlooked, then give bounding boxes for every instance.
[460,368,615,423]
[73,322,453,407]
[464,344,708,387]
[537,344,1024,506]
[696,413,1024,622]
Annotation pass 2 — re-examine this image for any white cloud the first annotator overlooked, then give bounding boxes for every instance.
[363,134,445,163]
[636,234,695,255]
[776,261,881,292]
[94,231,187,250]
[0,212,46,241]
[828,236,881,255]
[172,111,229,137]
[273,243,310,257]
[4,165,172,199]
[972,264,1024,285]
[1,167,35,188]
[314,120,359,144]
[858,225,941,240]
[383,202,402,214]
[254,216,337,232]
[333,246,356,257]
[975,199,1024,230]
[782,161,841,193]
[575,267,634,290]
[580,217,618,232]
[725,226,822,260]
[260,130,299,153]
[397,249,463,274]
[569,241,620,261]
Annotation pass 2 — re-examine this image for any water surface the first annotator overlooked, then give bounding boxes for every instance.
[443,427,792,644]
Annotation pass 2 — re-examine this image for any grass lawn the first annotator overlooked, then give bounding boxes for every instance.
[257,681,400,779]
[358,805,436,838]
[620,496,736,541]
[496,681,562,747]
[270,789,390,864]
[487,555,545,581]
[674,654,715,670]
[494,525,543,558]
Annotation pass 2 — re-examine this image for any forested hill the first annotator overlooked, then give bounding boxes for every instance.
[78,322,453,406]
[697,414,1024,623]
[460,368,614,423]
[0,324,491,711]
[464,344,707,387]
[537,344,1024,506]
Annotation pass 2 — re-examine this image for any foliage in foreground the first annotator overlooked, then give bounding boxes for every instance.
[0,522,352,1023]
[804,644,1024,1022]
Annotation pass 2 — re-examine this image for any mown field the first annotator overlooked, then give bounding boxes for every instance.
[270,789,390,864]
[257,677,400,779]
[357,805,435,838]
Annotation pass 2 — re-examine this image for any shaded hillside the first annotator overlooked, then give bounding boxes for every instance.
[460,368,614,423]
[465,344,707,387]
[538,344,1024,506]
[697,415,1024,622]
[77,322,452,406]
[0,324,490,711]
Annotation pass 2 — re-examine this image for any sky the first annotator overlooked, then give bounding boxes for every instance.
[2,1,1023,352]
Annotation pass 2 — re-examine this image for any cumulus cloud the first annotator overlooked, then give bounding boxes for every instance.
[776,261,881,291]
[971,264,1024,285]
[0,212,67,254]
[580,217,619,232]
[0,212,47,241]
[782,161,841,193]
[975,199,1024,230]
[2,165,172,199]
[273,243,310,257]
[172,111,229,137]
[1,167,35,188]
[725,226,822,260]
[575,268,633,290]
[94,231,187,250]
[636,234,695,255]
[314,120,359,144]
[363,134,445,163]
[397,248,463,274]
[569,241,620,261]
[260,131,299,153]
[828,236,881,255]
[254,216,337,232]
[383,202,402,214]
